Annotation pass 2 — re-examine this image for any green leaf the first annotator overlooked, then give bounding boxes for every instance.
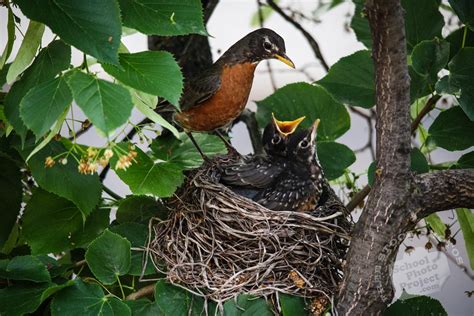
[408,66,436,102]
[51,279,131,316]
[0,282,50,316]
[14,0,122,65]
[0,63,10,87]
[250,2,276,27]
[318,50,374,108]
[85,229,131,284]
[70,208,111,248]
[256,82,350,141]
[20,76,72,139]
[428,106,474,151]
[0,255,51,283]
[0,157,22,249]
[125,299,161,316]
[446,27,474,61]
[27,141,102,216]
[154,280,212,315]
[118,0,207,36]
[402,0,444,51]
[411,39,450,77]
[116,195,160,223]
[223,294,273,316]
[130,87,180,138]
[448,0,474,31]
[425,214,447,239]
[114,146,185,198]
[435,75,459,95]
[279,294,308,316]
[23,188,83,254]
[66,71,133,135]
[456,151,474,168]
[103,51,184,106]
[4,40,71,142]
[0,8,15,70]
[351,0,372,48]
[456,208,474,270]
[410,148,429,174]
[151,133,227,169]
[447,48,474,120]
[110,223,155,276]
[368,161,376,186]
[384,296,447,316]
[317,141,356,180]
[6,21,45,84]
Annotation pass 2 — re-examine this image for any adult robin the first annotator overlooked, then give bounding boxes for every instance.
[220,114,305,198]
[171,28,295,158]
[253,119,324,212]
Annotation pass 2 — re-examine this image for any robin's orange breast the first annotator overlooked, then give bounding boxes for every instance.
[175,62,257,132]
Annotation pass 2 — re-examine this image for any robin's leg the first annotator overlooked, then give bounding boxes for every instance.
[185,132,211,163]
[215,130,242,158]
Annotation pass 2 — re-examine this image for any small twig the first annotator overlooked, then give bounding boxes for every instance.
[235,109,263,155]
[346,185,370,212]
[103,185,123,200]
[410,95,440,134]
[126,283,155,300]
[266,0,330,72]
[74,259,86,268]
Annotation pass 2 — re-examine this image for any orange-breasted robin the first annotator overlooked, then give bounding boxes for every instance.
[170,28,295,157]
[220,115,305,197]
[254,119,323,212]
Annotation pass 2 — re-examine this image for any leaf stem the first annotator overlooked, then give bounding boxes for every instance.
[462,25,468,49]
[115,273,125,300]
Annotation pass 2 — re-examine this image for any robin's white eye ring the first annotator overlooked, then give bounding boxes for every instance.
[300,140,309,148]
[271,135,281,144]
[263,41,272,51]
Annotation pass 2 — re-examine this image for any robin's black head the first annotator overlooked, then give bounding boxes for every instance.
[288,119,320,164]
[262,114,305,156]
[222,28,295,68]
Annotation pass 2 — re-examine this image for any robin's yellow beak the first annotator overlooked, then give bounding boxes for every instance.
[274,53,295,68]
[272,113,305,136]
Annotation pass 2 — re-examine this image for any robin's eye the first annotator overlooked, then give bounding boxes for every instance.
[300,140,309,148]
[263,41,272,51]
[271,135,281,144]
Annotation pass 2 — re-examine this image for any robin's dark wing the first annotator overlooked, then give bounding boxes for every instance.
[220,156,286,189]
[180,66,222,111]
[254,171,315,212]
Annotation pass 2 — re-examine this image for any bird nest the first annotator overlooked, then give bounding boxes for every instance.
[145,155,352,309]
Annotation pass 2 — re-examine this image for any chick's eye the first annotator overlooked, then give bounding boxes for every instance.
[271,135,281,144]
[300,140,309,148]
[263,41,272,51]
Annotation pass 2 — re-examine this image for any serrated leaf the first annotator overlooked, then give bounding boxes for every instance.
[125,299,161,316]
[22,188,83,254]
[0,282,51,316]
[118,0,207,36]
[85,229,131,284]
[0,157,21,249]
[14,0,122,65]
[318,50,374,108]
[223,294,273,316]
[4,40,70,143]
[435,76,459,95]
[456,151,474,168]
[447,48,474,120]
[446,27,474,61]
[20,76,72,139]
[428,106,474,151]
[448,0,474,31]
[66,71,133,135]
[0,255,51,283]
[456,208,474,270]
[6,21,45,84]
[351,0,372,48]
[116,195,160,223]
[114,146,184,197]
[410,148,429,174]
[279,294,308,316]
[384,295,447,315]
[51,279,131,316]
[70,208,111,248]
[26,141,102,216]
[103,51,183,106]
[411,39,450,77]
[151,133,227,169]
[317,141,356,180]
[256,82,350,141]
[402,0,444,51]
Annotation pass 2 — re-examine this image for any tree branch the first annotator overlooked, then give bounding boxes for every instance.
[414,169,474,218]
[125,283,155,301]
[266,0,330,72]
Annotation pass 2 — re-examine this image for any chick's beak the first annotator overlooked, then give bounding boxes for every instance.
[274,52,295,68]
[272,113,305,136]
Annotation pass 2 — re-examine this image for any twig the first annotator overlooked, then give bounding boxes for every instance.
[126,283,155,300]
[103,185,123,200]
[346,185,370,212]
[266,0,330,72]
[410,95,440,134]
[235,109,263,155]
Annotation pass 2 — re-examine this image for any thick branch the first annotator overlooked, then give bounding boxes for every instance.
[414,169,474,218]
[266,0,330,71]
